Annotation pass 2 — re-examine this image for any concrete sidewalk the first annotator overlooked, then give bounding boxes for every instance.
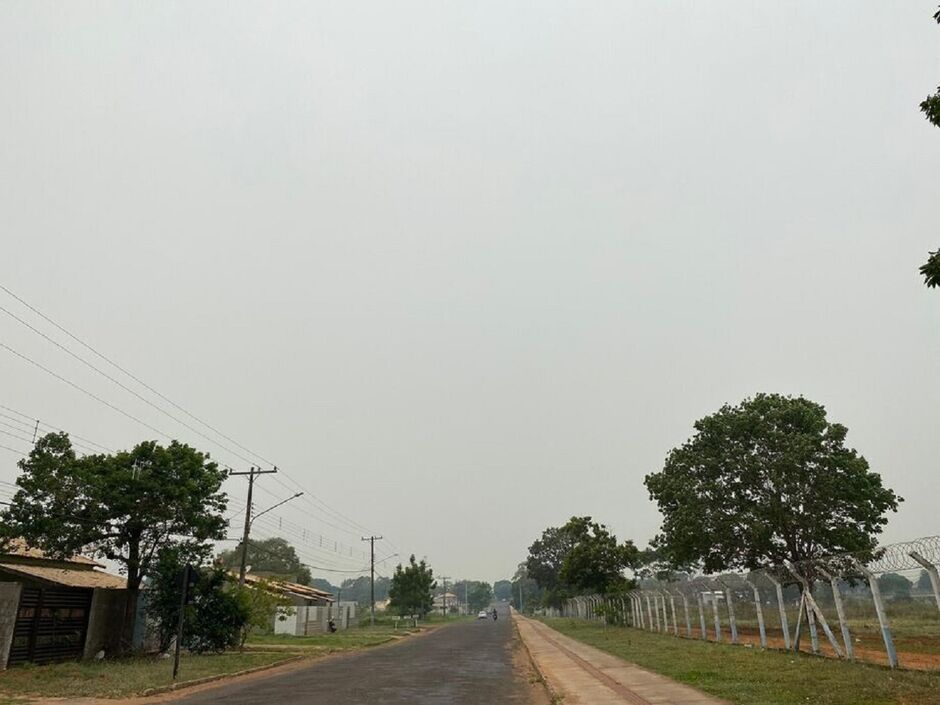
[515,614,728,705]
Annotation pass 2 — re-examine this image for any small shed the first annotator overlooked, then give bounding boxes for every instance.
[0,541,126,669]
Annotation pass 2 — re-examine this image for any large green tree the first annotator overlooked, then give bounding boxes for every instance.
[0,433,228,649]
[452,580,494,612]
[645,394,900,573]
[526,516,637,606]
[217,537,312,585]
[388,555,436,617]
[510,563,542,612]
[919,7,940,285]
[493,580,513,602]
[336,575,390,606]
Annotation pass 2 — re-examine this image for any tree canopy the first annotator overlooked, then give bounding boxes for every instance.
[920,6,940,129]
[878,573,913,601]
[0,434,228,647]
[493,580,513,602]
[388,555,436,617]
[217,537,312,585]
[336,575,390,605]
[644,394,901,573]
[919,7,940,285]
[525,516,637,607]
[451,580,494,612]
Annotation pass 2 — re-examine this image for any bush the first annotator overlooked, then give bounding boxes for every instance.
[148,547,251,653]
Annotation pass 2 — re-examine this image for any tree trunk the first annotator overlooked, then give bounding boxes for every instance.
[120,541,142,655]
[120,586,140,655]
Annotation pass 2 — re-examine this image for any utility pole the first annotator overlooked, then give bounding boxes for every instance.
[464,581,469,616]
[229,466,278,585]
[172,564,190,681]
[440,576,451,618]
[361,535,383,626]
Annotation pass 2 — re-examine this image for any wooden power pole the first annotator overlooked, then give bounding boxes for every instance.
[229,466,278,585]
[361,535,383,626]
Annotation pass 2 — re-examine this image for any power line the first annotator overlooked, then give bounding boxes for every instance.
[0,283,275,466]
[0,284,387,548]
[0,404,113,452]
[0,303,258,467]
[0,340,175,441]
[0,428,34,446]
[0,418,100,456]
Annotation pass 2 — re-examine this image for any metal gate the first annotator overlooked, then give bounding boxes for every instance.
[7,586,92,665]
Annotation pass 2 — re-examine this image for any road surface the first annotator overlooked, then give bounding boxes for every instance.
[173,605,544,705]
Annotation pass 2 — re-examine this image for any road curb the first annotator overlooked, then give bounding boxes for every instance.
[139,655,305,697]
[512,614,562,704]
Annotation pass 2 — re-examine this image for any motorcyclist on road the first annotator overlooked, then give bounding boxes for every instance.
[491,608,498,621]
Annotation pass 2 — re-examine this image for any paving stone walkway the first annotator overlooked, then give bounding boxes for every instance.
[515,614,728,705]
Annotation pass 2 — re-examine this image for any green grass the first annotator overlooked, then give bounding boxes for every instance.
[542,618,940,705]
[247,626,407,651]
[0,651,294,699]
[247,614,472,652]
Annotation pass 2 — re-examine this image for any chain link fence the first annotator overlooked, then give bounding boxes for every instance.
[554,536,940,670]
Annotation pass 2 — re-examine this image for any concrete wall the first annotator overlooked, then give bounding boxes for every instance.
[274,606,303,636]
[0,582,22,670]
[83,588,127,659]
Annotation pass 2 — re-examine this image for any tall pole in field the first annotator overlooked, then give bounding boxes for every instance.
[362,535,383,626]
[440,576,451,618]
[229,466,278,585]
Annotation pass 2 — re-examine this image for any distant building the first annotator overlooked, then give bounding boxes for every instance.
[432,592,462,614]
[0,540,127,669]
[241,573,359,635]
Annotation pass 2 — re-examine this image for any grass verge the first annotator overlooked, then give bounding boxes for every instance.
[0,651,294,699]
[542,618,940,705]
[247,626,407,652]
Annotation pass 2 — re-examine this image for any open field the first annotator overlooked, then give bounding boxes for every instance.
[542,617,940,705]
[0,652,294,699]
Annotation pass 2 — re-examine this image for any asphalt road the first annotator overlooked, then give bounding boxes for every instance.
[174,605,540,705]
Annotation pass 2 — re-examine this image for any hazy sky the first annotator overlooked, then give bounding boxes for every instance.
[1,2,939,584]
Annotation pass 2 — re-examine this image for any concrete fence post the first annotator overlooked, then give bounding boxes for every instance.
[805,597,820,654]
[852,559,898,668]
[765,573,791,650]
[786,563,843,659]
[667,593,679,636]
[710,590,722,642]
[819,567,854,660]
[658,593,668,633]
[909,550,940,614]
[695,591,708,640]
[680,592,693,637]
[645,593,655,631]
[745,578,767,648]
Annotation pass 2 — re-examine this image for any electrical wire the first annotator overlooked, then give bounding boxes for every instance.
[0,284,391,548]
[0,403,113,452]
